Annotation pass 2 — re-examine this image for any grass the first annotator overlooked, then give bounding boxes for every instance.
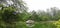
[16,21,56,28]
[33,22,56,28]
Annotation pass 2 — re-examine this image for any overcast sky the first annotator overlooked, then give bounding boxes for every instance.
[23,0,60,12]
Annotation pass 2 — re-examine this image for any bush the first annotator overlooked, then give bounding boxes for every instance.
[53,19,60,28]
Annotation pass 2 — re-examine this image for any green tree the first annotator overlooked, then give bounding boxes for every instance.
[0,0,28,28]
[28,10,40,21]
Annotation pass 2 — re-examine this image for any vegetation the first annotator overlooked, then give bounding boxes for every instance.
[0,0,60,28]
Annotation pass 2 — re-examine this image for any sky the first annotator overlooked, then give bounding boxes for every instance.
[23,0,60,12]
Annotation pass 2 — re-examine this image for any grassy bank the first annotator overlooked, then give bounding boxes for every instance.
[16,21,56,28]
